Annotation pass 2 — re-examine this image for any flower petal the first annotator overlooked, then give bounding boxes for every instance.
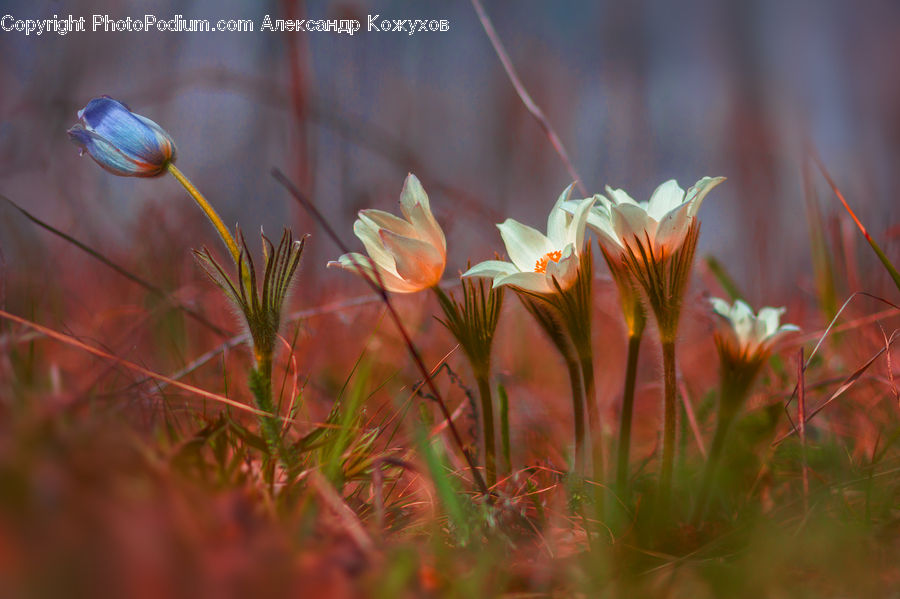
[610,203,657,252]
[547,184,575,247]
[566,196,596,250]
[79,97,171,167]
[685,176,726,218]
[605,186,639,207]
[461,260,519,280]
[710,297,733,319]
[492,271,554,294]
[730,300,756,346]
[132,113,177,163]
[647,179,686,220]
[581,205,623,250]
[67,126,158,177]
[497,219,554,273]
[327,253,419,293]
[352,218,399,276]
[358,209,417,239]
[653,201,693,254]
[378,229,445,289]
[544,244,579,291]
[399,173,446,253]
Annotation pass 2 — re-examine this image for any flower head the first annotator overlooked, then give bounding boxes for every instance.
[328,174,446,293]
[67,96,177,177]
[462,185,595,294]
[711,297,799,360]
[566,177,725,257]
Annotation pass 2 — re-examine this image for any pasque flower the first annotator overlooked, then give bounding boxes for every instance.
[566,177,725,257]
[462,186,595,294]
[578,176,724,509]
[328,174,446,293]
[68,95,308,477]
[711,298,799,362]
[694,297,799,521]
[464,186,598,478]
[67,96,176,177]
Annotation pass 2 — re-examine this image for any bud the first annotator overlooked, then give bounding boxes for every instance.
[67,96,176,177]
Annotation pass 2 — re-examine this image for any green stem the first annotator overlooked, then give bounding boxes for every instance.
[518,294,586,476]
[476,373,497,487]
[616,332,643,493]
[167,163,240,265]
[566,354,586,477]
[577,345,601,482]
[659,339,678,507]
[692,405,737,523]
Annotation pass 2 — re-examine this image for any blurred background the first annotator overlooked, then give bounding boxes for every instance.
[3,0,900,303]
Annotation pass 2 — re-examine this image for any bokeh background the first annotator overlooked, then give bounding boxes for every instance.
[3,0,900,301]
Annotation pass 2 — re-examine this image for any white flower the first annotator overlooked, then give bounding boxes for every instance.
[327,174,446,293]
[710,297,799,356]
[564,177,725,257]
[462,185,595,294]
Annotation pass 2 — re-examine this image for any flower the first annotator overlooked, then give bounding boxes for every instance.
[710,297,799,358]
[565,177,725,257]
[67,96,177,177]
[462,185,595,294]
[328,174,446,293]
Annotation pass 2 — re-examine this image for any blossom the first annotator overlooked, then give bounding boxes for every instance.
[565,177,725,257]
[710,297,799,358]
[462,185,595,294]
[67,96,177,177]
[328,174,446,293]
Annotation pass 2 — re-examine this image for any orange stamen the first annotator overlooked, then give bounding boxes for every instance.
[534,250,563,273]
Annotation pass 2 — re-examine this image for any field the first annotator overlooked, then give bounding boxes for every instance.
[2,1,900,597]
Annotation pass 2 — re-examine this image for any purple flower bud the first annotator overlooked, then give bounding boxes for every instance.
[67,96,176,177]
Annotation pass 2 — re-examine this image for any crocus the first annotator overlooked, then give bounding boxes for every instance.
[565,177,725,257]
[462,185,595,294]
[711,298,799,361]
[328,174,446,293]
[68,96,176,177]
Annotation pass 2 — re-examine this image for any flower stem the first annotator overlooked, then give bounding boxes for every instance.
[167,163,240,265]
[659,339,678,507]
[577,344,601,482]
[566,354,587,476]
[692,403,738,523]
[475,372,497,487]
[616,332,643,494]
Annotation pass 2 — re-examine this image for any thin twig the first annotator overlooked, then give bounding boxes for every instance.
[469,0,587,196]
[1,194,230,337]
[797,348,809,512]
[0,308,267,417]
[773,291,900,445]
[678,377,707,458]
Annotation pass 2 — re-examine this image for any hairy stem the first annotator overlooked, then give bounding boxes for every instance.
[616,332,643,493]
[251,351,294,477]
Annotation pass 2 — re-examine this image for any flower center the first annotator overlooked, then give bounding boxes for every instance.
[534,250,563,273]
